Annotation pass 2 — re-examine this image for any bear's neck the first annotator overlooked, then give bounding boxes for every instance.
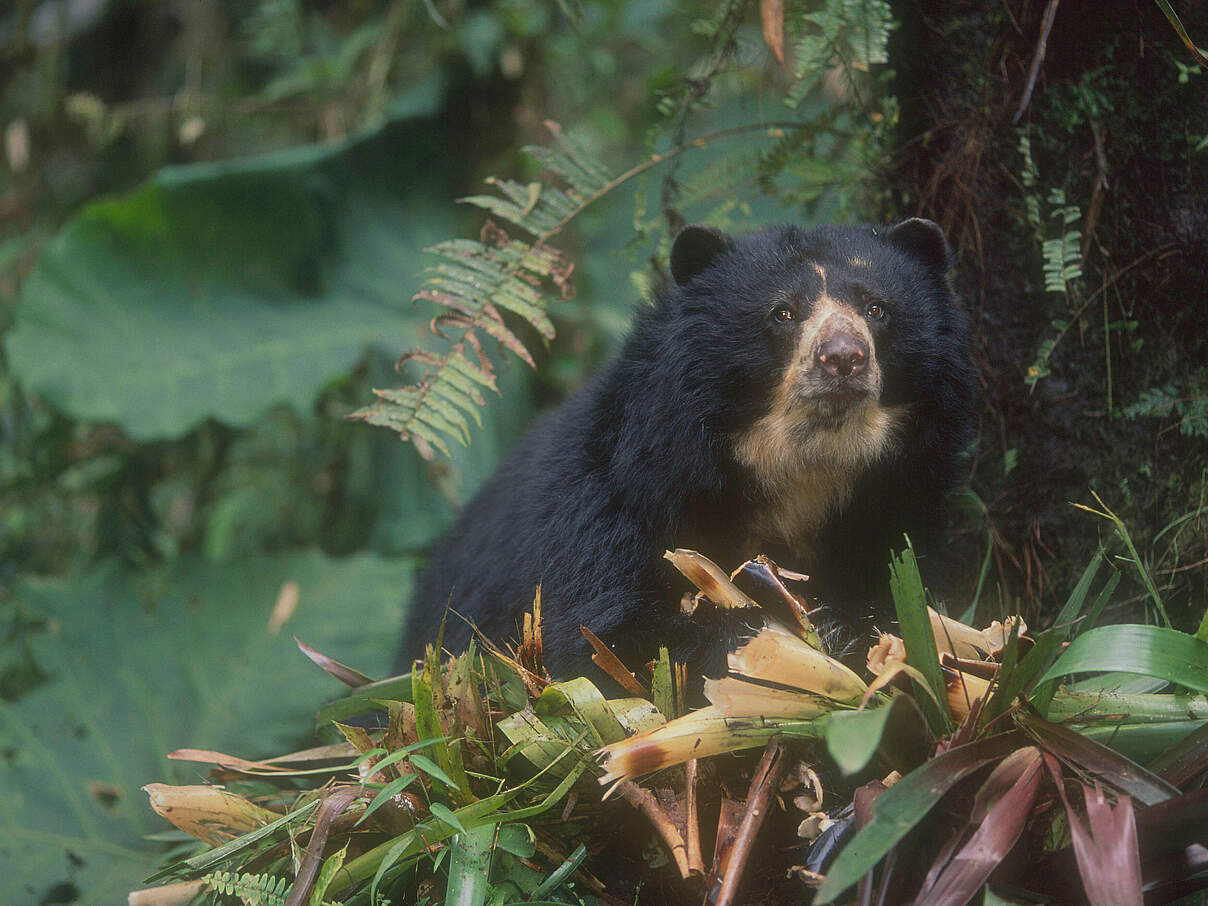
[732,399,905,555]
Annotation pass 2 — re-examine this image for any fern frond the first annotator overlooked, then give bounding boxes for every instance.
[357,344,499,458]
[1122,381,1208,438]
[350,126,582,458]
[785,0,893,109]
[677,149,765,211]
[203,869,290,906]
[1041,189,1083,295]
[689,0,748,39]
[1017,131,1043,233]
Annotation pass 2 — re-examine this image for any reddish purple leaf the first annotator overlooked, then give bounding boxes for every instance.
[1044,753,1143,906]
[911,746,1044,906]
[1021,714,1178,805]
[283,784,365,906]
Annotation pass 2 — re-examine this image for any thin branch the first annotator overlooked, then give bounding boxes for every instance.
[365,0,409,115]
[543,121,808,238]
[713,739,789,906]
[685,758,704,875]
[1034,243,1180,371]
[1012,0,1060,125]
[1154,0,1208,67]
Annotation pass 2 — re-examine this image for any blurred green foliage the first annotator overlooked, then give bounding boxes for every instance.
[0,550,410,904]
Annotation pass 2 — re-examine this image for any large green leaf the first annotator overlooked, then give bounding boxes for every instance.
[1039,624,1208,697]
[5,106,458,440]
[0,551,410,904]
[825,694,931,778]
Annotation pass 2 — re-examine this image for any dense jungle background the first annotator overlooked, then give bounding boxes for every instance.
[1,0,1206,902]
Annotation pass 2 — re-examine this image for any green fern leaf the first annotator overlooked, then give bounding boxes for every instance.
[523,143,609,195]
[351,122,598,458]
[459,194,557,234]
[204,869,291,906]
[785,0,893,109]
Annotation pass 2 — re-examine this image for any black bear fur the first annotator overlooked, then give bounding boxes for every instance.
[400,220,974,679]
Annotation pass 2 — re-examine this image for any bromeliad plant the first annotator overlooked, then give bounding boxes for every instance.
[131,545,1208,906]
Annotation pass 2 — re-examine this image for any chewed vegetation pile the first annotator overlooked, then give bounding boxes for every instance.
[133,545,1208,906]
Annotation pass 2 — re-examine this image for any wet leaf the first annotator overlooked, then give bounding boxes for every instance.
[1039,624,1208,697]
[445,822,496,906]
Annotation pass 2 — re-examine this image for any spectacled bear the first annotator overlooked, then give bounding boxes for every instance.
[399,219,974,680]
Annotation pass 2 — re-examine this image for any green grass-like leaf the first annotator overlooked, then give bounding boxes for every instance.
[984,550,1107,721]
[888,542,952,735]
[1039,624,1208,696]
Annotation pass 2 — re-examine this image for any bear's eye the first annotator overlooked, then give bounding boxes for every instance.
[772,305,796,323]
[864,301,888,322]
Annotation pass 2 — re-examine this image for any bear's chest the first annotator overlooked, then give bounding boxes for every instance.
[732,398,905,558]
[740,464,857,559]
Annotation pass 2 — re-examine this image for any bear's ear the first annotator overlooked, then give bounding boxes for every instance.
[670,224,732,286]
[887,217,951,273]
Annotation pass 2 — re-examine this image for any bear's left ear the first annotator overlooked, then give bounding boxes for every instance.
[670,224,732,286]
[887,217,951,273]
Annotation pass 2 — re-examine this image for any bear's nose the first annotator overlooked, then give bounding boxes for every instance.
[816,333,868,378]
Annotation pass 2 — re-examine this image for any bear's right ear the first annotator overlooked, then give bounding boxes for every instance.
[670,224,732,286]
[887,217,952,274]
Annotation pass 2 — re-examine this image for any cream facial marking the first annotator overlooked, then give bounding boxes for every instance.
[736,403,906,552]
[811,262,828,295]
[735,291,904,549]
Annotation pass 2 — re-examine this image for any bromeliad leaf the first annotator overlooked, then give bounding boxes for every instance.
[1038,624,1208,697]
[813,732,1030,904]
[909,746,1044,906]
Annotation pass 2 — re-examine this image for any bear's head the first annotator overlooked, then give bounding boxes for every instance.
[664,219,968,544]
